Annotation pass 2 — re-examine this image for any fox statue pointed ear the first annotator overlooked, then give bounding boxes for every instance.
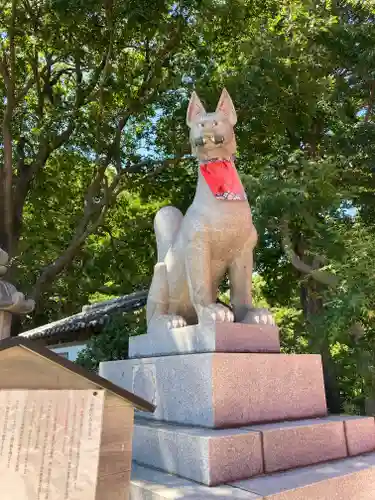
[216,88,237,126]
[186,91,206,128]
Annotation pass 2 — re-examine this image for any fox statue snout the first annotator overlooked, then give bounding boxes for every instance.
[194,135,225,147]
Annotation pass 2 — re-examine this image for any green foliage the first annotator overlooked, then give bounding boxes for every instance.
[170,0,375,412]
[75,308,146,372]
[0,0,230,323]
[220,274,304,354]
[252,275,305,355]
[16,149,168,328]
[3,0,375,413]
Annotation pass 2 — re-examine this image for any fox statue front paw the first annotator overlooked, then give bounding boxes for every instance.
[197,303,234,324]
[167,315,188,329]
[241,307,275,326]
[148,314,187,332]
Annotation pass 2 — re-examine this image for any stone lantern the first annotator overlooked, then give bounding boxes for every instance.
[0,248,35,339]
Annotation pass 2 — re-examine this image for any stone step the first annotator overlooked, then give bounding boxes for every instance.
[251,415,375,473]
[132,415,375,486]
[129,323,280,358]
[131,463,258,499]
[133,419,263,486]
[100,353,327,428]
[130,452,375,499]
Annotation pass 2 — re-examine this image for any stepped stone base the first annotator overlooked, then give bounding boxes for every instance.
[129,323,280,358]
[100,353,327,428]
[251,415,375,473]
[100,323,375,496]
[133,416,375,485]
[133,418,263,486]
[130,452,375,499]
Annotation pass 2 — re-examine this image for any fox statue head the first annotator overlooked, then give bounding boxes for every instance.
[186,88,237,161]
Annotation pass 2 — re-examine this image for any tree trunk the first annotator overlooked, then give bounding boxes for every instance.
[10,315,21,337]
[0,228,8,254]
[300,281,343,413]
[0,169,10,253]
[294,233,342,413]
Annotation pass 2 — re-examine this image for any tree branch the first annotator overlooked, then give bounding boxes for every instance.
[0,56,11,90]
[15,75,35,104]
[12,32,115,250]
[2,102,15,254]
[111,155,185,199]
[0,0,17,254]
[31,142,118,303]
[30,149,185,303]
[107,30,184,173]
[365,81,375,123]
[22,19,187,301]
[30,49,44,118]
[31,205,108,304]
[31,159,115,303]
[9,0,17,90]
[12,120,76,249]
[280,220,340,287]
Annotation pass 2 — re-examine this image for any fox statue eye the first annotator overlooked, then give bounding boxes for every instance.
[198,122,204,128]
[212,120,218,126]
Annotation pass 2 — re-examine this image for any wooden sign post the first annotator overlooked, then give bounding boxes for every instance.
[0,338,155,500]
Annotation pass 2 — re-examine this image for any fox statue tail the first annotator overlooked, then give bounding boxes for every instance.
[146,206,183,326]
[154,205,183,262]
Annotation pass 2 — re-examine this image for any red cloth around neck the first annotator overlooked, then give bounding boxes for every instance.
[200,159,247,201]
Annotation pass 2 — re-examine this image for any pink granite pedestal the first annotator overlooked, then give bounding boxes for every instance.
[132,453,375,499]
[132,415,375,486]
[101,352,327,427]
[99,322,375,497]
[129,322,280,358]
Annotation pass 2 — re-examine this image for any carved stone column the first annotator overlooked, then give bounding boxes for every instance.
[0,249,35,339]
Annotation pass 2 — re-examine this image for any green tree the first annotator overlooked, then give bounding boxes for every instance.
[151,0,375,412]
[73,0,375,413]
[75,307,146,372]
[3,0,375,415]
[0,0,213,317]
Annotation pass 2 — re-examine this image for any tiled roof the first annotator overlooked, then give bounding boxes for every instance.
[19,290,147,342]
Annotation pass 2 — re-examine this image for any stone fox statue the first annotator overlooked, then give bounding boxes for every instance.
[147,88,274,331]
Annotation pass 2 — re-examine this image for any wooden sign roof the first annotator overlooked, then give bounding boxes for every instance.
[0,337,155,413]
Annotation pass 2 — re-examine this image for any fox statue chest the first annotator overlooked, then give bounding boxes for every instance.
[181,160,255,258]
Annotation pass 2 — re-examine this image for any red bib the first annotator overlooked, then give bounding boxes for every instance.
[200,160,247,201]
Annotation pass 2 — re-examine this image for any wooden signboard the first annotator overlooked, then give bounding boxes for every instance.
[0,338,155,500]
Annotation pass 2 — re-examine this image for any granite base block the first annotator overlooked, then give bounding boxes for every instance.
[253,415,375,471]
[232,452,375,499]
[343,416,375,456]
[132,416,375,484]
[100,353,327,428]
[129,323,280,358]
[133,418,263,485]
[130,463,260,499]
[131,453,375,499]
[251,416,348,473]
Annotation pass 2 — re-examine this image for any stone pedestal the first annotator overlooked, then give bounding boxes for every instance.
[131,453,375,499]
[101,352,327,427]
[99,322,375,498]
[129,323,280,358]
